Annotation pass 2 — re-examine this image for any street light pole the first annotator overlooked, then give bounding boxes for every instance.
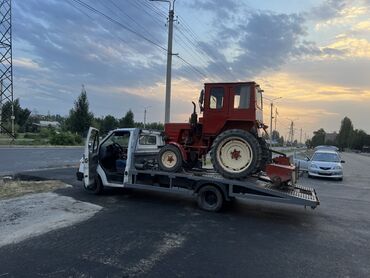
[144,106,151,128]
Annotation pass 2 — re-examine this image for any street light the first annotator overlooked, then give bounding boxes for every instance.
[264,96,282,147]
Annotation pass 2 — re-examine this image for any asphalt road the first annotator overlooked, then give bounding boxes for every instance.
[1,152,370,277]
[0,147,83,175]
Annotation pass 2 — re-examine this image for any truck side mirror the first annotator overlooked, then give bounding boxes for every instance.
[341,160,345,163]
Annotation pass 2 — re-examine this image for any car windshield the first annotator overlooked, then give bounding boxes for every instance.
[312,152,340,162]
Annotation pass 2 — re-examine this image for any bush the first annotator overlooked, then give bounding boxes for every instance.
[24,133,39,139]
[50,132,80,145]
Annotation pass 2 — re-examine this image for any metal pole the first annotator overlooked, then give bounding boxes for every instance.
[164,7,174,123]
[270,102,273,144]
[274,108,277,131]
[0,80,2,133]
[10,0,14,137]
[144,108,147,128]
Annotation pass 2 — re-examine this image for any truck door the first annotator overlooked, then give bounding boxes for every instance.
[84,127,100,187]
[203,84,229,134]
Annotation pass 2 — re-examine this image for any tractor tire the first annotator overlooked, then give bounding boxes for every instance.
[210,129,261,179]
[257,137,272,172]
[158,144,183,172]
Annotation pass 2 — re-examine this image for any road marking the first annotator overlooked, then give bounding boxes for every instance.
[123,233,186,277]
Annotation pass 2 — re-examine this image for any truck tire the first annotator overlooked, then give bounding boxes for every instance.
[197,185,224,212]
[210,129,261,179]
[83,175,104,195]
[158,144,183,172]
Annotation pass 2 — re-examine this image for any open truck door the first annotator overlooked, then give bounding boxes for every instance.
[83,127,100,189]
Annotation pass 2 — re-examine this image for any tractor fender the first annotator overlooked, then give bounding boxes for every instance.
[194,181,230,201]
[168,141,188,161]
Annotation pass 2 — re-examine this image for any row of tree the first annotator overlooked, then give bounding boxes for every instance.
[307,117,370,151]
[0,89,163,137]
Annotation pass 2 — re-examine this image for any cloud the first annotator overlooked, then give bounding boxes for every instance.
[13,58,46,71]
[309,0,347,21]
[229,12,312,77]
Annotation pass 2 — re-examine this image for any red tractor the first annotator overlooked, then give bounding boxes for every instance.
[158,81,272,179]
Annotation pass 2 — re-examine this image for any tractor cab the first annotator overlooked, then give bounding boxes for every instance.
[198,82,264,135]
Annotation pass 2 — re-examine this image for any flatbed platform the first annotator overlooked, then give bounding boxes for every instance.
[129,169,320,209]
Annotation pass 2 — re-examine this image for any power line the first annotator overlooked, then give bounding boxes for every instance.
[68,0,208,80]
[69,0,168,52]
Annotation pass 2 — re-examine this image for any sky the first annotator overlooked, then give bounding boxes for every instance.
[11,0,370,140]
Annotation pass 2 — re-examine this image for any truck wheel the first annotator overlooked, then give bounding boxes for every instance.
[84,175,104,195]
[197,185,224,212]
[158,144,183,172]
[210,129,261,179]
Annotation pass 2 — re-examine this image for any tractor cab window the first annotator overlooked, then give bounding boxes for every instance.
[234,85,251,109]
[256,88,263,109]
[209,87,224,109]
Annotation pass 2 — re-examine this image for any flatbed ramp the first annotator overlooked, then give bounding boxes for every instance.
[129,169,320,209]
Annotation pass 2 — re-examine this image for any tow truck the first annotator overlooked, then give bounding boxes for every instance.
[77,127,319,212]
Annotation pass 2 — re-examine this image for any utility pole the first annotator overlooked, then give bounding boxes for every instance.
[143,106,151,128]
[300,128,302,144]
[265,96,282,146]
[151,0,176,123]
[270,102,273,142]
[274,108,278,131]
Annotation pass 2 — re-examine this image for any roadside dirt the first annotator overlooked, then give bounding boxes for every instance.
[0,179,70,200]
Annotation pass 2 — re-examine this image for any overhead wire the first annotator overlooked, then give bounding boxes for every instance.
[67,0,208,80]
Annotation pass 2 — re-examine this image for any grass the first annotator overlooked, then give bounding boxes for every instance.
[0,179,69,200]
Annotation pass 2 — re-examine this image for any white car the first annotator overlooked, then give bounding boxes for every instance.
[294,150,345,181]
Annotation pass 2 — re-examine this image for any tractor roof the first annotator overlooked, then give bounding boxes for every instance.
[204,81,258,86]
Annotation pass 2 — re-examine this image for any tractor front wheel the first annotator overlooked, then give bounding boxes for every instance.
[210,129,261,179]
[158,144,183,172]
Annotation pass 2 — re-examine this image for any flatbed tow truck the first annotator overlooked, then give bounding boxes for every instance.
[77,127,319,212]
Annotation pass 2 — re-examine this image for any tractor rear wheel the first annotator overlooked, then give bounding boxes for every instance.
[210,129,261,179]
[257,137,272,172]
[158,144,183,172]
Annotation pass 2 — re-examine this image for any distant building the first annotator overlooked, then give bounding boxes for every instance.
[325,132,337,143]
[33,120,61,129]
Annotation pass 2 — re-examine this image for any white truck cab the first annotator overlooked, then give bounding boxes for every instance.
[77,127,164,193]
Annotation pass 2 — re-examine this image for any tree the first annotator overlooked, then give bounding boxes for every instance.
[1,98,31,132]
[337,117,354,150]
[311,128,326,147]
[66,87,94,136]
[119,110,134,128]
[101,115,118,135]
[350,129,368,150]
